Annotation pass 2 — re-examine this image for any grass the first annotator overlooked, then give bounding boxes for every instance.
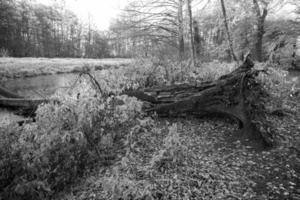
[0,57,132,79]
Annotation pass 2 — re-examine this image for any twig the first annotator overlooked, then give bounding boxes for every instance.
[32,89,46,99]
[67,73,83,93]
[81,72,103,94]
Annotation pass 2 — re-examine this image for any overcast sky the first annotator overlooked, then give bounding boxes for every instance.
[38,0,128,30]
[37,0,298,30]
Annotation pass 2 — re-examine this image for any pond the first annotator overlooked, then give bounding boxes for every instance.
[1,71,106,98]
[3,73,80,98]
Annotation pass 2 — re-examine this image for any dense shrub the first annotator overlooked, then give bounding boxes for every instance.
[0,126,23,191]
[101,122,185,200]
[114,58,237,88]
[258,65,299,113]
[0,76,144,199]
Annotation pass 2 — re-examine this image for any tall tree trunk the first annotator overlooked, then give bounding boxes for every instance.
[252,0,267,62]
[220,0,238,62]
[178,0,184,61]
[186,0,196,66]
[193,19,201,57]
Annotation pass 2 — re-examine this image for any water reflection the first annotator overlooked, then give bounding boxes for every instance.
[2,73,82,98]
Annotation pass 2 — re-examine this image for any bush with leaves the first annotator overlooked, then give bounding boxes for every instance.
[113,58,237,88]
[0,126,23,191]
[149,123,186,172]
[258,66,299,113]
[0,75,145,199]
[100,117,157,200]
[100,122,188,200]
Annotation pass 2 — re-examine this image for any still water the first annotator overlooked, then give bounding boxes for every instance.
[2,71,106,98]
[3,73,80,98]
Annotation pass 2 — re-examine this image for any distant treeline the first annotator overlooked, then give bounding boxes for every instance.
[0,0,112,58]
[1,0,299,61]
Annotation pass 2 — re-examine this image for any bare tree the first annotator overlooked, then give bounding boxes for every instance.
[187,0,196,66]
[122,0,180,45]
[252,0,268,62]
[220,0,238,62]
[113,0,193,58]
[178,0,184,60]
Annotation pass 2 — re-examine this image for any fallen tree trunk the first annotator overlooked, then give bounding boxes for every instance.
[0,86,49,116]
[0,97,50,116]
[124,55,274,147]
[0,98,50,108]
[0,86,23,98]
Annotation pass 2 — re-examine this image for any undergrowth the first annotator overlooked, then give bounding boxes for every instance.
[0,75,144,199]
[0,59,299,200]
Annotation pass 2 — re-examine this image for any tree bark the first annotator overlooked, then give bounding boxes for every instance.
[0,98,49,108]
[186,0,196,66]
[220,0,238,62]
[124,54,274,147]
[193,20,202,57]
[0,86,23,98]
[252,0,268,62]
[0,86,50,116]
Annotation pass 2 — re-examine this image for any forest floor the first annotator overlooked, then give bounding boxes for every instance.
[0,59,299,199]
[0,57,132,79]
[56,113,300,200]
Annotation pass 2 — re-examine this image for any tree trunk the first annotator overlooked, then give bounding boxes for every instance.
[178,0,184,61]
[0,86,23,98]
[193,19,202,57]
[124,54,274,147]
[0,86,50,116]
[186,0,196,66]
[0,98,49,108]
[252,0,267,62]
[220,0,238,62]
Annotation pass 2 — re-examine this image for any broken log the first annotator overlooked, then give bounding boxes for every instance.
[0,86,23,98]
[0,86,50,116]
[124,54,274,147]
[0,98,50,108]
[0,97,51,117]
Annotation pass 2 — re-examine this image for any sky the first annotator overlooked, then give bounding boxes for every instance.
[37,0,298,30]
[38,0,128,30]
